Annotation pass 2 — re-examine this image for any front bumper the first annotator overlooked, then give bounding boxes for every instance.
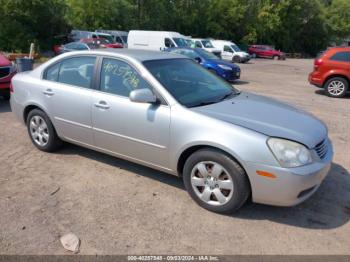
[244,140,333,206]
[222,70,240,82]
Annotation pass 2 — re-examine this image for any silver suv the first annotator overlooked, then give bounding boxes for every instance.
[10,49,333,213]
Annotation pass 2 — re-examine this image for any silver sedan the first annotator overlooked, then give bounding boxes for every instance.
[10,49,333,213]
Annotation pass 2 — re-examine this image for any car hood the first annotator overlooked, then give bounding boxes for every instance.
[191,92,327,148]
[0,54,11,66]
[207,59,240,70]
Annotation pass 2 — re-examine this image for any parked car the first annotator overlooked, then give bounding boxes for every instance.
[96,30,128,47]
[166,47,240,82]
[211,40,250,63]
[57,42,101,54]
[80,38,123,49]
[10,49,333,213]
[128,30,189,51]
[309,47,350,97]
[0,53,16,100]
[192,38,221,57]
[248,45,286,60]
[71,30,115,44]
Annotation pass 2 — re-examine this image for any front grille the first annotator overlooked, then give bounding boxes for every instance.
[315,139,328,159]
[0,67,10,78]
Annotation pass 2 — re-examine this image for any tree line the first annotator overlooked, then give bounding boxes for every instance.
[0,0,349,56]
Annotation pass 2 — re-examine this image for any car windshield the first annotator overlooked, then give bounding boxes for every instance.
[231,44,241,52]
[97,34,114,43]
[143,59,239,107]
[121,36,128,43]
[195,48,219,60]
[173,38,190,47]
[201,40,214,48]
[86,42,100,49]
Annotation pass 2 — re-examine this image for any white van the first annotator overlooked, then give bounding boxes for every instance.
[211,40,250,63]
[127,30,189,51]
[192,38,221,57]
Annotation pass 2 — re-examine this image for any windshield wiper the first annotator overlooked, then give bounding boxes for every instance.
[217,91,241,102]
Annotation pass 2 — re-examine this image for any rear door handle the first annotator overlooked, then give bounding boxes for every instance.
[43,89,54,96]
[94,101,110,110]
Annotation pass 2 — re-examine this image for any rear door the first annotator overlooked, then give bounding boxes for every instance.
[91,57,171,169]
[42,56,97,145]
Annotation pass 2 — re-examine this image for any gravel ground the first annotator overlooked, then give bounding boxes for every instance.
[0,58,349,255]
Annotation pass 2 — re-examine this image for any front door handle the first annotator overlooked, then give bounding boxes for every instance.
[94,101,110,110]
[43,89,54,96]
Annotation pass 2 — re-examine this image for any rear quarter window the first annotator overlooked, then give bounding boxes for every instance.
[330,51,350,62]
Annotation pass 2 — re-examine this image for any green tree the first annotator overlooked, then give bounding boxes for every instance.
[0,0,70,52]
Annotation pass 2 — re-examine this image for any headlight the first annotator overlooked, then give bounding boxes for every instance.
[267,138,313,168]
[218,64,232,71]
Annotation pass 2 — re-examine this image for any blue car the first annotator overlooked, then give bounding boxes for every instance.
[165,47,241,82]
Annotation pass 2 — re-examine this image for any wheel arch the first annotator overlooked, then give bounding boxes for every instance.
[323,73,349,88]
[23,103,49,124]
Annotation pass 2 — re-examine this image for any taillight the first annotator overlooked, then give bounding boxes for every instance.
[10,81,14,93]
[314,58,323,70]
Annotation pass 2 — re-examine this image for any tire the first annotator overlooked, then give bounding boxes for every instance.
[26,109,63,152]
[233,56,240,63]
[183,148,251,214]
[324,77,348,98]
[2,92,10,100]
[251,53,256,58]
[273,55,279,60]
[208,68,217,75]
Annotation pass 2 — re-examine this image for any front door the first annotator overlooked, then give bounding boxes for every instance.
[91,57,171,169]
[222,45,234,61]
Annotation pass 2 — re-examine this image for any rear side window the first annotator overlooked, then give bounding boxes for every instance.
[330,51,350,62]
[100,58,152,97]
[58,57,96,88]
[45,63,60,81]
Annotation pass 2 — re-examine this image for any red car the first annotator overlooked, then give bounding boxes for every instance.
[80,38,123,49]
[0,53,16,100]
[309,47,350,98]
[248,45,286,60]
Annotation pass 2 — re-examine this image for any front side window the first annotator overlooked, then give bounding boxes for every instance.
[195,41,202,48]
[224,45,233,53]
[44,62,60,81]
[231,44,241,52]
[100,58,152,97]
[58,56,96,88]
[201,40,214,48]
[144,59,239,107]
[330,51,350,62]
[172,38,189,47]
[165,38,175,48]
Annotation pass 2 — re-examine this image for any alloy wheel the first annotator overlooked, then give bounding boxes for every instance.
[190,161,234,206]
[29,115,49,147]
[328,80,345,96]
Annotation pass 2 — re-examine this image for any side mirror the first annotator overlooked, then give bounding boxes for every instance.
[129,88,157,104]
[194,57,202,63]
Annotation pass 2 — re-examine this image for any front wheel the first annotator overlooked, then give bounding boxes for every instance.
[26,109,63,152]
[183,149,251,214]
[233,56,241,63]
[324,77,348,98]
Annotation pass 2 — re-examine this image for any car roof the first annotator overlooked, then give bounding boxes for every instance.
[86,48,185,61]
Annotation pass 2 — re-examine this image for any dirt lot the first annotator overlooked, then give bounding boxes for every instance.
[0,58,349,255]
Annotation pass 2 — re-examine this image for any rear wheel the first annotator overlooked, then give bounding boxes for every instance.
[2,92,10,100]
[26,109,63,152]
[324,77,348,98]
[183,148,250,214]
